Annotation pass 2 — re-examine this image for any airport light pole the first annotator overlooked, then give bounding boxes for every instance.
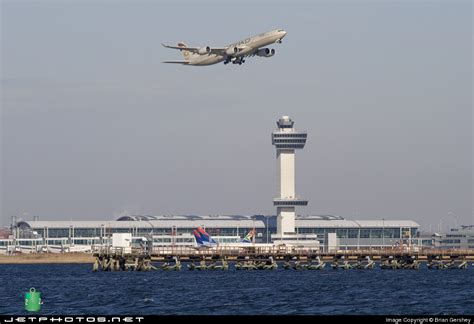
[357,228,360,251]
[266,216,269,244]
[353,220,361,251]
[252,217,255,243]
[382,218,385,249]
[171,225,176,254]
[100,224,105,246]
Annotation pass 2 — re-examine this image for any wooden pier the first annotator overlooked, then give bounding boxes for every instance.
[92,247,474,272]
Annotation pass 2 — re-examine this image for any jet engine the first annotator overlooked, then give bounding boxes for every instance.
[197,46,211,55]
[256,48,275,57]
[225,46,238,56]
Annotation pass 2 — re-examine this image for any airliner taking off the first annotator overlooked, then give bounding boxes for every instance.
[162,29,287,66]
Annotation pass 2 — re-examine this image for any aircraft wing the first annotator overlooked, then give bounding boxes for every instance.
[161,44,239,55]
[162,60,190,65]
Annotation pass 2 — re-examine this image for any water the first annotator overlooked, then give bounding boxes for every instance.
[0,264,473,315]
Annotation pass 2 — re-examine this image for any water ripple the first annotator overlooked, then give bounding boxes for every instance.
[0,264,472,315]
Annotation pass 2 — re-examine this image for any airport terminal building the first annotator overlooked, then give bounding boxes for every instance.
[1,214,420,253]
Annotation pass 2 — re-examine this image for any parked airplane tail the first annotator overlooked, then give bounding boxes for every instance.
[193,229,204,245]
[193,227,217,247]
[177,42,191,60]
[242,229,256,243]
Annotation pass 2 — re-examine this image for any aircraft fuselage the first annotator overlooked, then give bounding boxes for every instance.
[187,29,287,66]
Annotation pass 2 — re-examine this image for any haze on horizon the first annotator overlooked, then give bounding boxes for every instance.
[1,0,472,231]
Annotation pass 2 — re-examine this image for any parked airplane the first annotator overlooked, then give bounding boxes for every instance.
[193,227,217,248]
[241,229,256,243]
[193,227,256,248]
[162,29,287,66]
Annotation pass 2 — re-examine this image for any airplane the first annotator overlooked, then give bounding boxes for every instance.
[193,227,217,248]
[162,29,287,66]
[193,227,256,248]
[241,229,256,243]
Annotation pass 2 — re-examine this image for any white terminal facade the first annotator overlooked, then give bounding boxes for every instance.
[272,116,308,237]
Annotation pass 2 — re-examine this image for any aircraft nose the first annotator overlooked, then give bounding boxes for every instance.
[282,31,287,38]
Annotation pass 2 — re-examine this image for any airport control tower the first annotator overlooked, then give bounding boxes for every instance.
[272,116,308,237]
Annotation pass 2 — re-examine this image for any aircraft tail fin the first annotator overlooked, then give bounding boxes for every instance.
[177,42,191,61]
[193,230,204,246]
[242,229,256,243]
[194,227,217,247]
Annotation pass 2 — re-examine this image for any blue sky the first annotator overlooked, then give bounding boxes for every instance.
[1,0,472,230]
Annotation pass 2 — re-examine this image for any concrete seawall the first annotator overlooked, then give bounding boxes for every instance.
[0,253,95,264]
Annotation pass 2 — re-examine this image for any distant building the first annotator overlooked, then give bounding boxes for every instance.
[415,231,441,249]
[416,225,474,250]
[438,225,474,249]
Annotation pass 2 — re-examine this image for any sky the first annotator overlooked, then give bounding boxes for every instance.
[1,0,472,230]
